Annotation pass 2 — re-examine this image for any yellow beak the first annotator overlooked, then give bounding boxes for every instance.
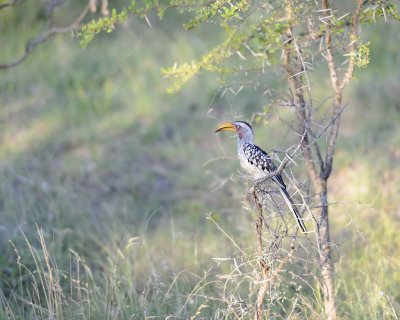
[215,122,236,133]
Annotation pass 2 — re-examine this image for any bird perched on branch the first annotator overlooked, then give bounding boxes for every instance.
[215,121,307,233]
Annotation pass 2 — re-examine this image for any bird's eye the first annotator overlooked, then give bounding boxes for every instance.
[235,125,240,130]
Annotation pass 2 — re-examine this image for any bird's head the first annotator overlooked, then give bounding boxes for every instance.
[215,121,254,143]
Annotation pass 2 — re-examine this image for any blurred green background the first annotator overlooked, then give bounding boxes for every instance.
[0,1,399,319]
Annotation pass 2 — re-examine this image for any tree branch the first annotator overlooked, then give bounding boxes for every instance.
[252,188,268,320]
[322,0,363,179]
[0,0,17,10]
[0,1,91,70]
[282,1,322,194]
[339,0,364,91]
[253,156,291,187]
[321,0,340,95]
[306,126,325,172]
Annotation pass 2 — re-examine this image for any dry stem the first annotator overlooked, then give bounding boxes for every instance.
[252,187,296,320]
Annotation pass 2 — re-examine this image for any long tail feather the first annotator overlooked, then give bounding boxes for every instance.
[278,187,307,233]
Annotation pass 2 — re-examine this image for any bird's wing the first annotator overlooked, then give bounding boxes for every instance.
[243,144,286,189]
[243,144,306,233]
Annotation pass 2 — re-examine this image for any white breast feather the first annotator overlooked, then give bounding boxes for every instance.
[238,149,265,179]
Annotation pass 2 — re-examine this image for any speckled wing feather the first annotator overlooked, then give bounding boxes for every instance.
[243,143,307,233]
[243,143,286,188]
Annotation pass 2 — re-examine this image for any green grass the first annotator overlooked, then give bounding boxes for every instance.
[0,5,400,320]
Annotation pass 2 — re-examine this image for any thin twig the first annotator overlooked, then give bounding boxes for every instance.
[0,1,91,70]
[206,213,246,256]
[254,156,291,186]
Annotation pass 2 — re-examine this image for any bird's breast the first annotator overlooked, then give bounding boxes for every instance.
[238,151,265,179]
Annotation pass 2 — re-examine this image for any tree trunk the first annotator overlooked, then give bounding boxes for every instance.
[318,180,336,320]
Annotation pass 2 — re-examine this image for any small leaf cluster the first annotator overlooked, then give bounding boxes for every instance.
[183,0,250,30]
[353,41,371,69]
[161,30,245,93]
[78,0,400,93]
[80,8,128,47]
[360,2,400,23]
[79,0,206,46]
[161,10,293,93]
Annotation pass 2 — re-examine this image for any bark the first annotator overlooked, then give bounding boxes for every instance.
[317,1,363,314]
[252,189,269,320]
[283,1,337,317]
[318,180,336,320]
[280,0,364,317]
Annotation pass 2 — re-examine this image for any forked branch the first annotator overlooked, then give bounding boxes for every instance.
[322,0,363,179]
